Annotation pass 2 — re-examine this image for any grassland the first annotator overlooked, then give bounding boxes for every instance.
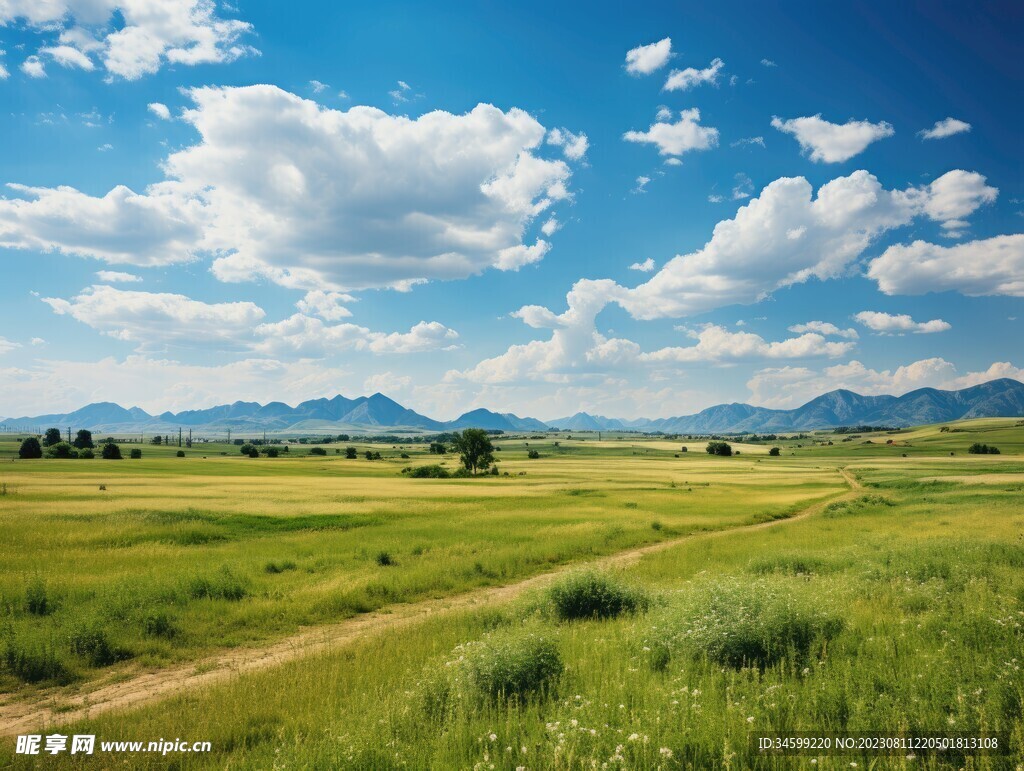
[1,419,1023,768]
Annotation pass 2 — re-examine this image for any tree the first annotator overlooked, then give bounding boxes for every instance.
[18,437,43,459]
[101,442,123,460]
[240,443,254,455]
[130,448,142,459]
[151,435,163,445]
[344,446,358,459]
[527,449,540,459]
[452,428,494,475]
[429,442,447,455]
[43,428,62,447]
[706,441,733,457]
[73,429,95,450]
[46,442,78,459]
[309,447,327,456]
[176,450,186,457]
[768,447,781,456]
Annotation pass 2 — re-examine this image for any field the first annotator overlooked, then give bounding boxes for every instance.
[1,420,1023,768]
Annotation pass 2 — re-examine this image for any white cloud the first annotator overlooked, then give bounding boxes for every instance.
[546,127,589,160]
[867,234,1024,297]
[40,44,94,70]
[309,79,328,93]
[663,57,724,91]
[771,114,894,163]
[363,371,412,395]
[629,258,656,272]
[42,285,266,351]
[639,324,854,363]
[540,217,560,236]
[854,310,951,334]
[0,0,256,80]
[625,37,672,75]
[787,321,858,339]
[663,57,729,91]
[295,289,355,321]
[95,270,142,283]
[760,58,777,67]
[253,315,459,357]
[0,86,576,290]
[20,56,46,78]
[731,172,753,200]
[747,357,1022,409]
[623,108,719,157]
[730,136,765,148]
[708,193,724,203]
[0,336,21,354]
[147,102,171,120]
[633,176,651,194]
[919,117,971,140]
[919,169,998,234]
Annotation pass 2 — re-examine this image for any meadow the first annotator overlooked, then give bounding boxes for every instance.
[1,420,1022,768]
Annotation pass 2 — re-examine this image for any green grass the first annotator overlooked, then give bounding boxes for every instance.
[2,420,1023,768]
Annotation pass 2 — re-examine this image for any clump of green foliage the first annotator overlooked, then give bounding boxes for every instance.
[409,464,451,478]
[706,441,733,456]
[547,571,651,621]
[968,443,1000,454]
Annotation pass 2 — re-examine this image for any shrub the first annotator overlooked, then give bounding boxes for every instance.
[2,638,69,683]
[345,447,357,458]
[69,625,128,667]
[18,437,43,459]
[248,448,259,458]
[706,441,732,456]
[769,446,781,456]
[187,568,248,601]
[400,452,410,459]
[102,442,123,460]
[79,448,95,459]
[375,551,395,566]
[968,443,1000,455]
[141,610,177,639]
[264,447,279,458]
[240,444,254,455]
[309,447,327,456]
[129,448,142,459]
[649,577,843,670]
[46,441,79,459]
[409,464,450,479]
[264,560,297,574]
[25,579,52,615]
[547,572,650,621]
[176,450,186,458]
[527,449,540,459]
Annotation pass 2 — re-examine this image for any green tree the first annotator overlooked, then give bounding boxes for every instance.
[18,437,43,459]
[151,435,163,445]
[130,448,142,459]
[429,442,447,455]
[73,429,95,449]
[46,442,78,459]
[705,441,733,457]
[453,428,495,475]
[768,447,781,456]
[43,428,62,447]
[345,447,357,459]
[101,442,123,460]
[527,449,540,459]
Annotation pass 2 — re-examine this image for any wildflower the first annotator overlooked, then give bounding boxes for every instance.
[746,716,754,723]
[659,747,673,758]
[489,733,497,742]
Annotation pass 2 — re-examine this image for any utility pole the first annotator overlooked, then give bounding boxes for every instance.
[227,428,231,445]
[178,427,182,447]
[67,426,71,444]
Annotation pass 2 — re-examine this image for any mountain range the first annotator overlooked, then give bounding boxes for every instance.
[2,379,1023,435]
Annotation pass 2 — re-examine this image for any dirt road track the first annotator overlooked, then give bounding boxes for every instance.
[0,467,861,735]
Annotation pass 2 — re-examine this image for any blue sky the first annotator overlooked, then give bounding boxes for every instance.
[0,0,1021,420]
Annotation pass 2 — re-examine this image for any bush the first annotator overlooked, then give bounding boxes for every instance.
[968,443,1001,455]
[79,448,95,459]
[69,625,128,667]
[768,446,781,456]
[101,442,122,460]
[240,444,254,455]
[25,579,52,615]
[264,560,297,574]
[706,441,732,457]
[375,551,395,566]
[648,577,843,670]
[2,639,69,683]
[345,447,357,459]
[176,450,186,458]
[247,448,259,458]
[187,568,248,601]
[46,441,79,459]
[527,449,540,459]
[141,610,177,639]
[18,437,43,459]
[129,448,142,459]
[309,447,327,456]
[409,464,451,478]
[547,572,650,621]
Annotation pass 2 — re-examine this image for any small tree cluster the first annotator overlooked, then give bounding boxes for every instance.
[968,443,1001,455]
[706,441,733,457]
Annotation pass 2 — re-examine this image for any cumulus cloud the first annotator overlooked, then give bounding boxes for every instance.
[20,56,46,78]
[629,258,656,272]
[295,289,355,321]
[663,57,724,91]
[0,86,577,290]
[42,285,266,351]
[625,37,672,75]
[623,108,719,157]
[867,234,1024,297]
[0,0,256,80]
[254,316,459,357]
[147,102,171,120]
[639,324,854,363]
[747,357,1022,409]
[0,336,21,354]
[854,310,951,334]
[546,127,589,160]
[95,270,142,283]
[919,117,971,140]
[787,321,858,339]
[771,114,894,163]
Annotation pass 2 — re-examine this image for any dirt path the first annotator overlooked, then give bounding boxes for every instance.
[0,467,860,735]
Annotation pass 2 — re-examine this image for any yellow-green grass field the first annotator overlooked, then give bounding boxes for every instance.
[1,420,1023,768]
